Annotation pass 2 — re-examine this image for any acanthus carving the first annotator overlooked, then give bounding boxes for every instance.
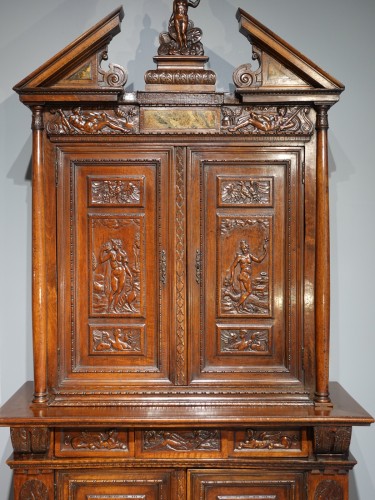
[19,479,49,500]
[92,327,142,353]
[90,179,142,206]
[143,430,220,451]
[64,429,128,451]
[91,219,141,315]
[11,427,49,454]
[158,0,203,56]
[233,46,262,88]
[220,178,271,206]
[314,480,343,500]
[46,106,139,135]
[97,49,127,88]
[314,426,352,456]
[222,106,313,135]
[175,147,186,384]
[145,70,216,86]
[236,429,300,450]
[220,329,270,353]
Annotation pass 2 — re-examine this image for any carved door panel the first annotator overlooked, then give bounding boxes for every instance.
[188,470,303,499]
[56,148,172,392]
[188,148,304,391]
[57,469,173,499]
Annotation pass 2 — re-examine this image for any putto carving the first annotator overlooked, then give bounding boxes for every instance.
[91,218,142,315]
[314,480,343,500]
[90,178,143,206]
[237,429,299,450]
[233,46,262,88]
[19,479,49,500]
[46,106,139,135]
[220,329,270,354]
[158,0,203,56]
[143,430,220,451]
[92,327,142,353]
[219,177,272,206]
[222,106,313,135]
[64,429,128,451]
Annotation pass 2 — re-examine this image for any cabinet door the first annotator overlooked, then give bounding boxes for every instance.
[188,147,305,393]
[58,470,172,499]
[188,470,304,500]
[55,148,172,393]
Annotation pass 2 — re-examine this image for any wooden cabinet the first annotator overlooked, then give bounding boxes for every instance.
[0,3,372,499]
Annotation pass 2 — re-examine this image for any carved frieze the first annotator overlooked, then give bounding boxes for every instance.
[19,479,49,500]
[218,176,272,207]
[221,106,313,135]
[91,218,142,316]
[91,327,143,354]
[11,427,49,454]
[219,328,270,354]
[314,480,343,500]
[235,429,300,451]
[46,106,139,135]
[63,429,128,451]
[145,69,216,86]
[143,430,220,451]
[89,177,144,207]
[314,426,352,457]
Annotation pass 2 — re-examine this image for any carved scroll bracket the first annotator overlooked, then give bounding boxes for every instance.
[11,427,50,454]
[233,46,262,88]
[313,426,352,459]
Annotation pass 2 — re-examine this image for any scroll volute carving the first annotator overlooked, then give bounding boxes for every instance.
[313,426,352,458]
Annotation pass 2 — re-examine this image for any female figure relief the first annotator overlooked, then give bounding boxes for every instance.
[228,238,268,310]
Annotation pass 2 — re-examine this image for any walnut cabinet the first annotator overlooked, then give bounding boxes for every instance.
[0,4,373,499]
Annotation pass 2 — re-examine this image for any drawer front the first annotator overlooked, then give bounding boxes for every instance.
[136,429,228,459]
[55,428,134,458]
[229,428,308,457]
[189,470,304,500]
[57,470,173,500]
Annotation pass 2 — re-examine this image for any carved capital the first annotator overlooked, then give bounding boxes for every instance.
[313,426,352,458]
[315,104,330,130]
[31,106,44,131]
[10,427,50,454]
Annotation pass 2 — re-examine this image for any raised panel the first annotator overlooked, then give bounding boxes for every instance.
[56,149,172,393]
[188,470,303,500]
[57,470,172,500]
[188,149,304,391]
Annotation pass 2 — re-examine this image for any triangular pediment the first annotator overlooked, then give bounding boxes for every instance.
[234,8,344,94]
[14,7,127,103]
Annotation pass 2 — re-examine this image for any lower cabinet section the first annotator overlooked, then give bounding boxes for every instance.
[57,469,174,499]
[189,470,304,499]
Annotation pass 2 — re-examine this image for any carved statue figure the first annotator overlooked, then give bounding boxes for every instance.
[99,239,133,312]
[158,0,203,56]
[228,239,268,309]
[172,0,200,51]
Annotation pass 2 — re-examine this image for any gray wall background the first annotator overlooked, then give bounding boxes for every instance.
[1,0,374,497]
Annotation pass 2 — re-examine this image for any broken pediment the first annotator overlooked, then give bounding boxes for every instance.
[13,7,127,103]
[234,8,344,99]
